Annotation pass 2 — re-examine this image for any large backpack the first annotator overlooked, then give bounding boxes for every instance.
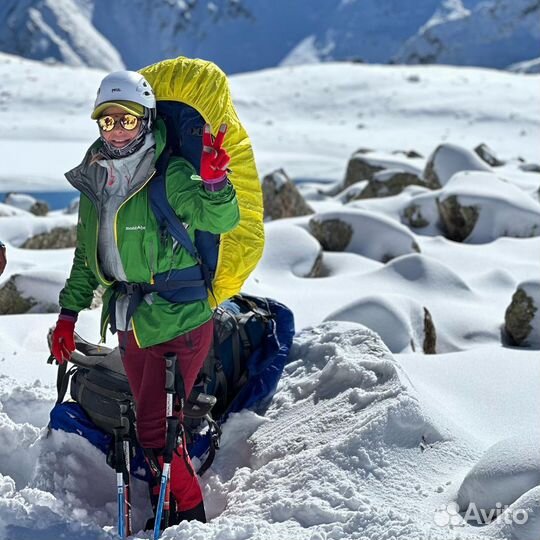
[139,57,264,307]
[48,295,295,477]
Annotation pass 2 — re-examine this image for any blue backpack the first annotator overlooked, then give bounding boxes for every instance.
[48,294,295,477]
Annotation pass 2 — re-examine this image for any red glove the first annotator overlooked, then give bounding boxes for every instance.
[200,123,231,184]
[51,317,76,364]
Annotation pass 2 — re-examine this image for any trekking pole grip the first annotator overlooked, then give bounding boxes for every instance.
[164,352,177,395]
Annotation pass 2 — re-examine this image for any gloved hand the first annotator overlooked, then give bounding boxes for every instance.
[200,123,231,185]
[51,317,76,364]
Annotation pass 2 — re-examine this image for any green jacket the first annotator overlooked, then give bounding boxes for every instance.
[59,119,240,348]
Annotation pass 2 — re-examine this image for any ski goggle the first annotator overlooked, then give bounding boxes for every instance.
[97,113,141,132]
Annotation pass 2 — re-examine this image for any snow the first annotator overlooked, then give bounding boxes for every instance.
[457,433,540,511]
[0,54,538,539]
[426,143,492,186]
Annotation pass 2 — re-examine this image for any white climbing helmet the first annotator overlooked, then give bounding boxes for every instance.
[91,71,156,120]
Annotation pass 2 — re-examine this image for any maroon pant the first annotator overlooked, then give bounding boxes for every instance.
[119,319,213,511]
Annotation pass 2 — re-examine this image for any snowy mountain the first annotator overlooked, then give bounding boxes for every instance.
[0,53,539,538]
[0,0,538,73]
[395,0,540,69]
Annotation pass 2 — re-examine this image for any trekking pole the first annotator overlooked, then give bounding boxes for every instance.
[120,401,133,537]
[114,401,133,538]
[114,427,126,538]
[153,352,179,540]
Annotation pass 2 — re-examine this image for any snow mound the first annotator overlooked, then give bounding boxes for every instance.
[12,271,66,311]
[309,208,419,262]
[441,171,540,242]
[324,294,433,354]
[375,253,472,295]
[257,222,321,278]
[404,171,540,242]
[457,432,540,512]
[215,322,445,536]
[497,486,540,540]
[425,143,492,187]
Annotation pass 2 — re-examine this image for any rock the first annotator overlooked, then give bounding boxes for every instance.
[519,163,540,173]
[21,226,77,249]
[402,204,431,229]
[392,150,424,158]
[504,281,540,348]
[4,193,49,216]
[436,195,479,242]
[424,143,491,187]
[353,169,427,200]
[0,276,36,314]
[474,143,505,167]
[343,154,385,189]
[308,218,353,252]
[262,169,314,220]
[423,307,436,354]
[309,209,420,262]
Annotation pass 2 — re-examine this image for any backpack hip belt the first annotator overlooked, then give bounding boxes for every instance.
[108,272,207,334]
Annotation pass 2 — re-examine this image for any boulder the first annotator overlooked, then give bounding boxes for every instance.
[424,143,491,187]
[343,154,385,189]
[423,307,437,354]
[309,209,420,262]
[504,281,540,348]
[519,162,540,173]
[402,203,431,229]
[474,143,505,167]
[0,276,36,314]
[21,226,77,249]
[392,149,424,159]
[353,169,427,200]
[308,218,353,252]
[262,169,314,220]
[436,195,479,242]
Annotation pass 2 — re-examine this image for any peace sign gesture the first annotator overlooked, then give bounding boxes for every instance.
[200,123,231,183]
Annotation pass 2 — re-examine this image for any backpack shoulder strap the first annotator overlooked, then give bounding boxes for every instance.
[148,149,200,263]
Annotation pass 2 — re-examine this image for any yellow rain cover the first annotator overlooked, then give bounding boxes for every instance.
[140,57,264,307]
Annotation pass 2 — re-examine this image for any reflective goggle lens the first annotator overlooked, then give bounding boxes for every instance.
[97,114,140,132]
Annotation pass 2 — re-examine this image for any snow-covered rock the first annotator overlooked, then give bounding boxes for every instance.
[423,143,492,187]
[457,432,540,513]
[0,271,66,314]
[324,294,437,354]
[403,171,540,242]
[309,209,420,262]
[505,280,540,348]
[21,226,77,249]
[4,193,48,216]
[354,169,427,200]
[343,152,423,191]
[256,222,323,278]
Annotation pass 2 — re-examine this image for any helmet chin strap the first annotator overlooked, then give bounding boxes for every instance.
[100,114,153,159]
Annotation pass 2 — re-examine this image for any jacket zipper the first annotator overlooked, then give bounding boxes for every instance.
[112,170,157,347]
